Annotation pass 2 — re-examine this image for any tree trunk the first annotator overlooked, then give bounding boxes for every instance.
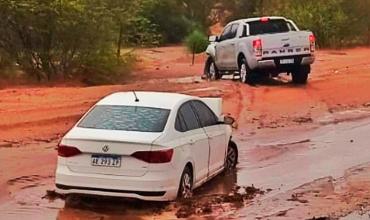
[260,0,264,15]
[368,25,370,46]
[192,43,195,65]
[116,24,123,63]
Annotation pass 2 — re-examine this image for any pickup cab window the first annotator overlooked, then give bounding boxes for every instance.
[287,21,298,31]
[229,24,239,39]
[241,25,248,37]
[248,19,290,35]
[219,25,232,41]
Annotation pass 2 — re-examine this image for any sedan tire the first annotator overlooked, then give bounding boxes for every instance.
[177,166,193,199]
[225,140,238,169]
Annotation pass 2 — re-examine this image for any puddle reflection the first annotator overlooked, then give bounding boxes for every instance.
[195,170,238,196]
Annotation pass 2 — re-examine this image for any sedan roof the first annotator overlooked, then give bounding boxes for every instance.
[97,92,193,109]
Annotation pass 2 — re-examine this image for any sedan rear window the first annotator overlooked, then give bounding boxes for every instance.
[248,19,290,35]
[78,105,170,132]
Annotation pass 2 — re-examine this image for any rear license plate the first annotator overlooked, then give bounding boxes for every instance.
[280,59,295,64]
[91,155,121,168]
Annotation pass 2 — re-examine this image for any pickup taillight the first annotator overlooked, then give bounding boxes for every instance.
[309,34,316,53]
[253,38,262,57]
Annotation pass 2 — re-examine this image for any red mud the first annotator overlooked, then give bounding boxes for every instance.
[1,46,370,219]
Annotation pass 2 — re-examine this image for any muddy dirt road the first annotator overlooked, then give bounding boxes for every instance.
[1,47,370,219]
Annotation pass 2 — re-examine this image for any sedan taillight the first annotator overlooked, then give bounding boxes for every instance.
[253,38,262,57]
[132,149,173,163]
[58,144,82,157]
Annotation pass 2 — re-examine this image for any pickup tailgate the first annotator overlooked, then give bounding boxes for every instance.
[260,31,312,58]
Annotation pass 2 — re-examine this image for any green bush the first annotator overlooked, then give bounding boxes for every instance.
[123,16,163,47]
[184,30,209,54]
[225,0,370,48]
[0,0,149,84]
[81,51,135,86]
[140,0,192,44]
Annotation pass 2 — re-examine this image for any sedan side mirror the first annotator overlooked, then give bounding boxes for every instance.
[224,116,235,125]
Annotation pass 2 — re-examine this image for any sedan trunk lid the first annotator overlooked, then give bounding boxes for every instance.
[61,127,162,177]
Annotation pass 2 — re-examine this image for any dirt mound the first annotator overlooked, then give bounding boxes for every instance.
[176,185,264,218]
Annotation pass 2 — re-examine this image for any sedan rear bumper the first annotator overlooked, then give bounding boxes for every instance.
[56,184,166,197]
[55,164,179,201]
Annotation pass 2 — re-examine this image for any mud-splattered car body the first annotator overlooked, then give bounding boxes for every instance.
[55,92,237,201]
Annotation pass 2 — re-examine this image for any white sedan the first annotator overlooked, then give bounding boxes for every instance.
[55,92,238,201]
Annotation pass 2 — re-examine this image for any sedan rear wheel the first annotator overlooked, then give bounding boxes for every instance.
[178,166,193,199]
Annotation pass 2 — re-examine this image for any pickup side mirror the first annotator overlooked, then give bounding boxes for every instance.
[209,35,219,42]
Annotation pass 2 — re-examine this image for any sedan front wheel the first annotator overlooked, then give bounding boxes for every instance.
[225,141,238,170]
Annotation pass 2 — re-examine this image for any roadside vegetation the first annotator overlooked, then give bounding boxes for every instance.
[0,0,369,85]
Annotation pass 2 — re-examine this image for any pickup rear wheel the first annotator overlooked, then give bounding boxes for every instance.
[204,57,221,80]
[292,65,310,84]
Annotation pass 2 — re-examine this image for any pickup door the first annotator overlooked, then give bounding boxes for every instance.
[248,19,312,60]
[216,24,239,70]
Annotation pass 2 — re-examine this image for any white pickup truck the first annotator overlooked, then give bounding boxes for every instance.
[204,16,316,84]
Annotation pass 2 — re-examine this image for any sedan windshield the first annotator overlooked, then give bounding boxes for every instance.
[78,105,170,132]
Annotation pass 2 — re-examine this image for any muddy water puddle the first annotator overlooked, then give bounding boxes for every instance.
[232,116,370,195]
[340,211,370,220]
[2,117,370,219]
[0,184,63,220]
[0,169,245,219]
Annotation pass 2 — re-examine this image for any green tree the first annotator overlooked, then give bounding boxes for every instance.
[185,29,209,54]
